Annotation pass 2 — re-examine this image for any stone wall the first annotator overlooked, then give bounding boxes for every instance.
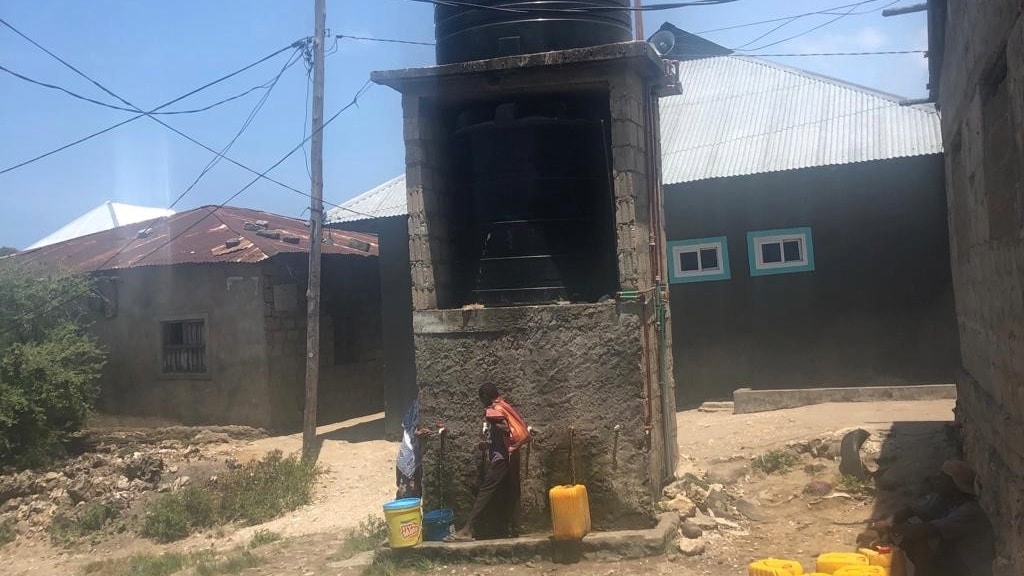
[937,2,1024,573]
[414,303,658,532]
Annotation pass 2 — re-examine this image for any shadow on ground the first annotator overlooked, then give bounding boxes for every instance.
[318,416,386,444]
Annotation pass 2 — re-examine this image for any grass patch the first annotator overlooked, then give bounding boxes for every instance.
[248,529,281,549]
[49,502,119,545]
[0,516,16,545]
[751,449,800,475]
[363,555,438,576]
[336,515,388,560]
[194,549,261,576]
[139,450,320,542]
[218,451,320,525]
[83,552,189,576]
[82,548,262,576]
[838,474,876,497]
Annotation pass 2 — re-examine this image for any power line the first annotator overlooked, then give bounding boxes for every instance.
[336,33,434,46]
[164,49,305,212]
[1,80,376,338]
[730,0,880,51]
[0,64,273,115]
[0,41,303,175]
[401,0,744,13]
[334,32,923,58]
[698,0,894,34]
[736,0,902,52]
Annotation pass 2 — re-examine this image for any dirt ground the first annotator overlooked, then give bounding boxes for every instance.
[1,400,958,576]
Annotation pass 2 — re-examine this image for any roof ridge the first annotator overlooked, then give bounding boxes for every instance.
[724,55,932,110]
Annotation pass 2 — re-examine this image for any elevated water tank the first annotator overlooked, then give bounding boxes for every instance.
[448,97,618,305]
[435,1,633,64]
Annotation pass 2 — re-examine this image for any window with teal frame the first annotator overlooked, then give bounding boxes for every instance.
[747,227,815,276]
[667,236,731,284]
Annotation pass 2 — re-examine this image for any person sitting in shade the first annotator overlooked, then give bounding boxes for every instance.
[872,459,994,576]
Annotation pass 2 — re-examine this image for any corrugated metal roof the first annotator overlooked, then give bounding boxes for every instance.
[17,206,378,273]
[660,56,943,185]
[28,201,176,250]
[325,175,408,224]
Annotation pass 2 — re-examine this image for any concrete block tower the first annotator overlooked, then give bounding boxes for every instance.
[373,2,678,531]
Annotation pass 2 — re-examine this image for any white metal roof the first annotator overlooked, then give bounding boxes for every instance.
[325,174,407,224]
[27,201,175,250]
[660,56,943,185]
[332,57,944,217]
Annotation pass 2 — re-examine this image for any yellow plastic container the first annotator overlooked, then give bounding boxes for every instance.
[748,558,805,576]
[383,498,422,548]
[859,547,904,576]
[834,567,887,576]
[816,552,869,573]
[549,484,591,540]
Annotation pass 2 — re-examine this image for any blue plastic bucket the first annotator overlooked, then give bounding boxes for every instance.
[422,508,454,542]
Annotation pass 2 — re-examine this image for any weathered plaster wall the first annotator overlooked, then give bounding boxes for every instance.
[938,2,1024,574]
[92,263,272,427]
[414,303,658,532]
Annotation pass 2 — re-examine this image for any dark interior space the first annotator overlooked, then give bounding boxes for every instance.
[443,90,618,307]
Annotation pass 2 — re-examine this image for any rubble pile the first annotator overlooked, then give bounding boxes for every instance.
[0,425,262,544]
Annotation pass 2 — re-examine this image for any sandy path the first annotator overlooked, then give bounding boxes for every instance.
[676,399,956,462]
[208,412,398,546]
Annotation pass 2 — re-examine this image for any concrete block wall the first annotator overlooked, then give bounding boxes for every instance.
[414,303,657,531]
[378,44,678,531]
[938,2,1024,573]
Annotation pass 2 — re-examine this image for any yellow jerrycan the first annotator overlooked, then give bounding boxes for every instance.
[749,558,805,575]
[549,427,591,541]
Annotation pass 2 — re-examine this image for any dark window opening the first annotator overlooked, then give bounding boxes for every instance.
[761,243,782,264]
[699,248,719,270]
[161,320,206,374]
[783,240,802,262]
[680,251,699,272]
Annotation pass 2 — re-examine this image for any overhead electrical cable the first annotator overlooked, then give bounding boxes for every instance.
[0,40,304,175]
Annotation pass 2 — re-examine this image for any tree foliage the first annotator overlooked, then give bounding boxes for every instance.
[0,261,106,467]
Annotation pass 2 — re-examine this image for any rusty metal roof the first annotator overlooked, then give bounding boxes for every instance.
[17,206,378,273]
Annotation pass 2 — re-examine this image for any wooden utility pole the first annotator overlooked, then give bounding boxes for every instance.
[302,0,327,461]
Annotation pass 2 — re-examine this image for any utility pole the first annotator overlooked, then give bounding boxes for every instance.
[302,0,326,461]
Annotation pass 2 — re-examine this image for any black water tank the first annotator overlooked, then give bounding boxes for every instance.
[449,98,618,305]
[435,1,633,64]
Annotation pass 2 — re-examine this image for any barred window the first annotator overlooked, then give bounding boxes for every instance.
[161,320,207,374]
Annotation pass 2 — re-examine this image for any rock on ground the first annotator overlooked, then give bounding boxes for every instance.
[676,536,707,556]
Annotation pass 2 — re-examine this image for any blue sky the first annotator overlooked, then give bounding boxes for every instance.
[0,0,929,249]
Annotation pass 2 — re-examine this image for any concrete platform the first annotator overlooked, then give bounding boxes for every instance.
[374,512,679,565]
[733,384,957,414]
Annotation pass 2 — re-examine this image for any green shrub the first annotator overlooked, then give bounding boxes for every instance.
[139,451,320,542]
[217,450,320,525]
[48,501,119,545]
[0,262,106,468]
[752,449,800,475]
[141,493,191,543]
